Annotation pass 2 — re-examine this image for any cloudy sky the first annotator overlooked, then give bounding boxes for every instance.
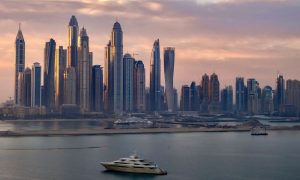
[0,0,300,103]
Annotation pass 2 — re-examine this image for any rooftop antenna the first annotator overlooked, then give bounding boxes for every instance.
[19,22,21,30]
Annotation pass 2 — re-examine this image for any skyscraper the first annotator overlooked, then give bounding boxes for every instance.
[31,62,41,107]
[123,54,134,112]
[190,81,198,111]
[44,39,56,111]
[286,80,300,115]
[17,72,24,106]
[247,78,259,115]
[236,77,245,113]
[78,27,92,112]
[261,86,273,115]
[104,41,113,112]
[150,39,161,111]
[200,74,209,112]
[67,15,79,67]
[173,88,178,111]
[164,47,175,112]
[23,67,31,107]
[209,73,220,112]
[104,22,123,114]
[180,85,190,111]
[15,24,25,105]
[91,65,104,112]
[134,60,146,112]
[55,46,67,107]
[145,87,151,112]
[221,86,233,113]
[274,74,285,113]
[64,67,76,104]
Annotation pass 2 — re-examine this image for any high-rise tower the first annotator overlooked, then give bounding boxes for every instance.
[91,65,104,112]
[209,73,220,113]
[55,46,67,107]
[247,78,259,115]
[64,67,76,104]
[123,54,134,112]
[78,27,92,112]
[44,39,56,111]
[236,77,245,113]
[31,62,41,107]
[164,47,175,112]
[134,60,146,112]
[104,41,112,112]
[105,22,123,114]
[200,74,210,112]
[150,39,161,111]
[180,85,190,111]
[274,74,285,113]
[15,24,25,105]
[23,67,32,107]
[190,81,198,111]
[67,15,79,67]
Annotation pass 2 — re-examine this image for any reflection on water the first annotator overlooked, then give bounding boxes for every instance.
[101,170,158,180]
[0,132,299,180]
[0,120,103,131]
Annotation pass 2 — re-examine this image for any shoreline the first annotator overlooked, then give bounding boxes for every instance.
[0,127,299,137]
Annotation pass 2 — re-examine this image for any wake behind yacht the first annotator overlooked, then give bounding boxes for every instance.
[101,154,167,175]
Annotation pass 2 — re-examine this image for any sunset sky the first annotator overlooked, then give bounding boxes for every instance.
[1,0,300,103]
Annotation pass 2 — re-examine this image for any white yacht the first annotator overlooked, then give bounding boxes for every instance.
[101,154,167,175]
[251,126,268,135]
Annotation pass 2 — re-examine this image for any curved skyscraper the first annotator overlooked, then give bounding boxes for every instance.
[164,47,175,112]
[104,22,123,114]
[150,39,161,111]
[15,25,25,105]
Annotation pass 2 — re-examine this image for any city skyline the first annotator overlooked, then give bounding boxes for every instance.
[1,0,300,103]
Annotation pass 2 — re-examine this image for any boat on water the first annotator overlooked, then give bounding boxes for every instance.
[251,126,268,136]
[101,154,167,175]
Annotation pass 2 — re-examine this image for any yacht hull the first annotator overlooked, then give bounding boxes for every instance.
[101,163,167,175]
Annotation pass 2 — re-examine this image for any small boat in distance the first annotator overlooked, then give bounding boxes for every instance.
[251,126,268,136]
[101,154,167,175]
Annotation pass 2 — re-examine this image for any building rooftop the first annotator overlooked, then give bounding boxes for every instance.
[113,21,122,30]
[69,15,78,27]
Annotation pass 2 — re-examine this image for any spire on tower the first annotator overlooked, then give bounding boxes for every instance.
[16,23,24,40]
